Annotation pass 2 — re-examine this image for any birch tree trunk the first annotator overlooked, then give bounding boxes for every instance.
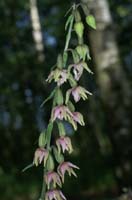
[30,0,45,62]
[81,0,131,188]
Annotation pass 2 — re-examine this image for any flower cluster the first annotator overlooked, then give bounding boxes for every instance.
[31,4,95,200]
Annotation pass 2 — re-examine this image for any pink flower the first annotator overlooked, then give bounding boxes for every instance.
[46,68,68,86]
[33,148,49,166]
[70,61,93,81]
[51,105,73,121]
[51,106,84,130]
[69,111,85,131]
[56,136,73,154]
[72,112,85,126]
[66,86,92,103]
[45,189,66,200]
[45,171,62,189]
[57,162,79,182]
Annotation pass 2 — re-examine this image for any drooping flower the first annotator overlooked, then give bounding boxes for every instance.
[51,105,73,122]
[46,68,68,86]
[68,111,85,131]
[45,171,62,189]
[76,44,91,61]
[33,148,49,166]
[56,136,73,154]
[70,61,93,81]
[66,86,92,103]
[45,189,66,200]
[57,162,79,182]
[72,112,85,126]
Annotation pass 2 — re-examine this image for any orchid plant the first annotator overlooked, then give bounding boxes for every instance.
[24,3,96,200]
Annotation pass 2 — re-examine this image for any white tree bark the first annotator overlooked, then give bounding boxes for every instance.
[82,0,130,102]
[81,0,131,187]
[30,0,45,62]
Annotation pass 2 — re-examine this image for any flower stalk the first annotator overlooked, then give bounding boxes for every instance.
[25,3,96,200]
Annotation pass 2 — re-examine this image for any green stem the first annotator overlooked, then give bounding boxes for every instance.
[39,120,53,199]
[39,168,46,200]
[78,36,83,45]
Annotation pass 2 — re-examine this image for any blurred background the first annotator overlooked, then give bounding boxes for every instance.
[0,0,132,199]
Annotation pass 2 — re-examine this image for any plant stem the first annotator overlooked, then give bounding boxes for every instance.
[39,168,46,200]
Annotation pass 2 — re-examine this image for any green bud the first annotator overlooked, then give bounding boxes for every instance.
[74,22,84,38]
[86,15,96,30]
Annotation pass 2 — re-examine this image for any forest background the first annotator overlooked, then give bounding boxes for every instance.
[0,0,132,199]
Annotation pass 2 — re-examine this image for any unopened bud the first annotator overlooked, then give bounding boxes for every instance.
[74,22,84,38]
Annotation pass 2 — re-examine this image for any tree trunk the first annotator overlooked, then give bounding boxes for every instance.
[30,0,45,62]
[81,0,131,188]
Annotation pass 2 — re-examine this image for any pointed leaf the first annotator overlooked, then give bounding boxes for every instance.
[40,88,56,108]
[57,121,66,136]
[65,14,73,30]
[22,163,34,172]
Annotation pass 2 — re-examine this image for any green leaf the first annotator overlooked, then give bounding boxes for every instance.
[40,88,56,108]
[46,154,55,171]
[67,100,75,112]
[57,121,66,136]
[54,88,64,105]
[64,15,74,51]
[63,51,68,68]
[86,15,96,29]
[46,122,53,145]
[57,54,63,69]
[38,131,47,147]
[53,147,64,164]
[65,14,73,30]
[68,74,77,87]
[22,163,34,172]
[65,90,70,105]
